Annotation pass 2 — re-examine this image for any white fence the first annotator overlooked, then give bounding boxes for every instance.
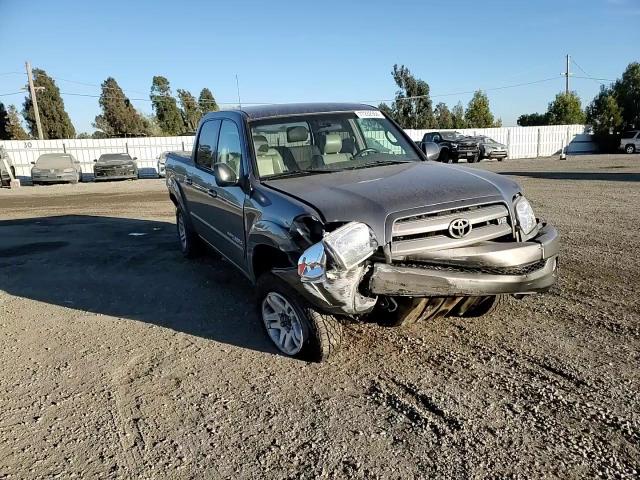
[0,125,595,181]
[0,136,195,179]
[405,125,594,159]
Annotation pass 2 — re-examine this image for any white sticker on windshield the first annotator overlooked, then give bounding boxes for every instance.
[354,110,384,119]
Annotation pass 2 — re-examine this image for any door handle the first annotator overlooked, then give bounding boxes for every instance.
[185,176,193,185]
[207,189,218,198]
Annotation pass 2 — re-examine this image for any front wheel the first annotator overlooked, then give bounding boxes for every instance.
[439,149,451,163]
[257,273,343,362]
[625,144,636,154]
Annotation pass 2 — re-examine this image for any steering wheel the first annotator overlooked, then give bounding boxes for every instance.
[353,147,379,158]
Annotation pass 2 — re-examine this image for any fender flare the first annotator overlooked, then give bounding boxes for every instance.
[246,220,300,281]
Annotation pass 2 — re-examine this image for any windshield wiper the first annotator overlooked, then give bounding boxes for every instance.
[263,168,339,180]
[342,159,415,170]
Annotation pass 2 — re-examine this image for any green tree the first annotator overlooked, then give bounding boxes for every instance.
[546,92,586,125]
[198,88,219,114]
[465,90,496,128]
[94,77,149,136]
[142,114,164,137]
[586,86,623,134]
[178,89,201,132]
[380,64,434,128]
[150,76,185,135]
[434,102,453,129]
[0,102,9,140]
[451,102,466,129]
[517,112,549,126]
[76,132,92,139]
[612,62,640,128]
[4,105,29,140]
[22,68,75,139]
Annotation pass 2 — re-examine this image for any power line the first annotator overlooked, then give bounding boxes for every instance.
[0,91,24,97]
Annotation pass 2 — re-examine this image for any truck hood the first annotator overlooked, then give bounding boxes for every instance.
[264,161,521,243]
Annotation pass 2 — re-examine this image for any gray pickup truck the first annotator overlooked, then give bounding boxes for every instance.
[165,103,559,361]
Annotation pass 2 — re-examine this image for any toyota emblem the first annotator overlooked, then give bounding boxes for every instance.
[448,218,472,238]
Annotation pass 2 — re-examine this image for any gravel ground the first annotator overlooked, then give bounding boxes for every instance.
[0,154,638,479]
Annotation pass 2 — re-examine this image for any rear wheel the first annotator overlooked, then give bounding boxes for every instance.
[257,273,343,362]
[176,206,201,258]
[625,144,635,154]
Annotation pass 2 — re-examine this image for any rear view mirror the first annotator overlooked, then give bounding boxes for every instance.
[213,163,238,187]
[422,142,440,161]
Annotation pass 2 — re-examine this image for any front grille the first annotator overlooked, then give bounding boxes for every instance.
[398,259,547,276]
[391,203,512,260]
[457,143,478,152]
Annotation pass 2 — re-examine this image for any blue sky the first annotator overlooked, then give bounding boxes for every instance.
[1,0,638,132]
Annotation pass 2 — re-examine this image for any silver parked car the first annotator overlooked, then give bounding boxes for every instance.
[31,153,83,185]
[473,136,508,161]
[157,151,169,178]
[93,153,138,181]
[619,130,640,154]
[0,147,16,186]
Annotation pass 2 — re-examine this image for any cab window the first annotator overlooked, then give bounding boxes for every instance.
[216,120,243,177]
[196,120,221,169]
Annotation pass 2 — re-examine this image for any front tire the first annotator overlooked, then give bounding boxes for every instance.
[176,206,201,258]
[439,149,451,163]
[257,273,343,362]
[625,144,635,154]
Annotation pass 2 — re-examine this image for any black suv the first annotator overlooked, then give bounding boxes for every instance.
[420,131,480,163]
[165,103,559,361]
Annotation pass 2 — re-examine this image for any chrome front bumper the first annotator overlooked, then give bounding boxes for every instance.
[369,224,559,297]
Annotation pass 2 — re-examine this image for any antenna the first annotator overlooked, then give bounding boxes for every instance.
[235,74,242,109]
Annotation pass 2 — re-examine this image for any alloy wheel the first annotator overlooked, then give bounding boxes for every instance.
[261,292,304,355]
[177,212,187,250]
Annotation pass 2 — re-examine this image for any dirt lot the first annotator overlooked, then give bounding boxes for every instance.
[1,154,638,479]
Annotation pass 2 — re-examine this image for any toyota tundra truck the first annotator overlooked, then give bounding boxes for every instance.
[165,103,559,361]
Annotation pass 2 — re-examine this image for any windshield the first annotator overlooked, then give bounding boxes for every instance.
[249,111,419,179]
[441,131,467,140]
[35,154,74,168]
[98,153,132,162]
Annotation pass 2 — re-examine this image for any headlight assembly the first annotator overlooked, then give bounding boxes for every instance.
[322,222,378,270]
[63,168,75,173]
[297,222,378,283]
[515,196,537,235]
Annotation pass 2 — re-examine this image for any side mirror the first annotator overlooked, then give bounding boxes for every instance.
[213,163,238,187]
[31,161,35,165]
[93,159,97,162]
[422,142,440,161]
[133,157,138,160]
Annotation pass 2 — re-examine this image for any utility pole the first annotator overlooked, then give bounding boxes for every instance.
[235,74,242,109]
[25,61,44,140]
[564,54,571,95]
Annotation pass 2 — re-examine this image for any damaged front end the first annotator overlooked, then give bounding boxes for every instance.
[273,196,560,319]
[273,221,379,315]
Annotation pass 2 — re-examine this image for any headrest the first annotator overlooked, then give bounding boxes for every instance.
[286,126,309,143]
[341,137,355,154]
[253,135,270,154]
[323,134,343,154]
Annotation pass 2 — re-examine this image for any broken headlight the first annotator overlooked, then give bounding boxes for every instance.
[515,196,537,235]
[297,222,378,283]
[323,222,378,270]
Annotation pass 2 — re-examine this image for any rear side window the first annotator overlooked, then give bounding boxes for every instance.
[196,120,221,169]
[216,120,243,177]
[621,131,638,139]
